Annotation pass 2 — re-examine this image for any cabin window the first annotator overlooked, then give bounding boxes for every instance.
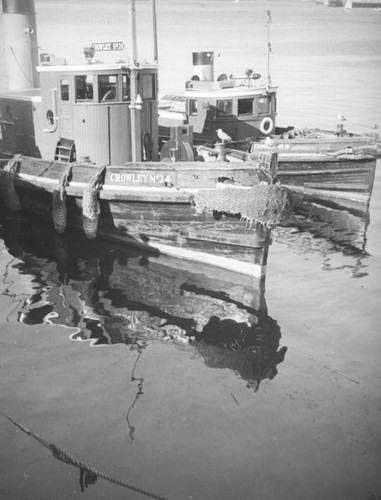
[258,96,270,115]
[141,74,155,100]
[216,99,233,117]
[189,99,198,116]
[99,75,117,102]
[122,74,130,101]
[75,75,94,101]
[271,93,277,113]
[60,79,70,101]
[238,98,254,116]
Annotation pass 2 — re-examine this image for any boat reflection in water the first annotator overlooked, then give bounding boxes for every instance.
[0,213,287,394]
[274,193,371,277]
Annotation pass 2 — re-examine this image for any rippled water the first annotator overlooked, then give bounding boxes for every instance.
[1,1,381,500]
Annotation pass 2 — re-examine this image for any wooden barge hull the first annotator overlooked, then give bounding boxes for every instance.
[249,136,379,212]
[275,156,376,213]
[1,157,282,277]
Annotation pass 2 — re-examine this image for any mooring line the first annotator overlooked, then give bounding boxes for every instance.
[0,410,169,500]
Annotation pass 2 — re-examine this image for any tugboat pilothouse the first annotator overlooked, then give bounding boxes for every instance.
[159,50,277,145]
[0,18,159,165]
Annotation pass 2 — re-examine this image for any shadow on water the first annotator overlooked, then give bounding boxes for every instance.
[0,212,287,395]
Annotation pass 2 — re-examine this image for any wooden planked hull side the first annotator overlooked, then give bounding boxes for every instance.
[10,156,262,190]
[274,136,379,153]
[277,158,376,188]
[275,157,376,212]
[8,173,270,277]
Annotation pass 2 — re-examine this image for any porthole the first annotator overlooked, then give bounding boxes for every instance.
[46,110,55,125]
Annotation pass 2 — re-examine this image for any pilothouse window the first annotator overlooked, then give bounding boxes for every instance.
[259,96,270,115]
[99,75,117,102]
[216,99,233,117]
[75,75,93,101]
[238,98,254,116]
[189,99,198,116]
[141,74,155,100]
[60,79,70,101]
[122,74,130,101]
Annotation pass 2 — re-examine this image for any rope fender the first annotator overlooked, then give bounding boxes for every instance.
[82,164,107,238]
[193,184,293,228]
[0,154,23,212]
[0,410,169,500]
[52,164,74,233]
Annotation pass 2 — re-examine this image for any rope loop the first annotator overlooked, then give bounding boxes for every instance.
[82,164,107,238]
[0,154,23,212]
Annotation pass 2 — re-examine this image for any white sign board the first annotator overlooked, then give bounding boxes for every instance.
[91,41,126,52]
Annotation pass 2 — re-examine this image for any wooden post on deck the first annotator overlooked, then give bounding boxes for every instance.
[128,0,142,162]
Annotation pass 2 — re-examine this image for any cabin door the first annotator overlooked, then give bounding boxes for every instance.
[59,78,74,139]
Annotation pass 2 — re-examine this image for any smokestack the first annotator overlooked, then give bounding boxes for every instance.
[192,51,214,81]
[1,0,40,90]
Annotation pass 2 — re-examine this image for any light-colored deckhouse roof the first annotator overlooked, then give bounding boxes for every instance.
[37,62,157,73]
[184,85,278,99]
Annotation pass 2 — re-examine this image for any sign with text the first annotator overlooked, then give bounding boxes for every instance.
[107,171,174,186]
[91,41,126,52]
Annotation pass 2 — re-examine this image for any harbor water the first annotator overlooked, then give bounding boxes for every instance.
[1,1,381,499]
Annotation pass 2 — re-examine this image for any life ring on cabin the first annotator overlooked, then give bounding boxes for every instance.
[259,117,274,135]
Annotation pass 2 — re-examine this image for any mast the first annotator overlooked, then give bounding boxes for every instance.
[152,0,158,63]
[128,0,141,162]
[129,0,138,65]
[265,9,272,89]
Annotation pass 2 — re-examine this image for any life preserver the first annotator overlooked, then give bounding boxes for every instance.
[259,117,274,135]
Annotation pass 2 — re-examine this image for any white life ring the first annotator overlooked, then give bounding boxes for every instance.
[259,117,274,135]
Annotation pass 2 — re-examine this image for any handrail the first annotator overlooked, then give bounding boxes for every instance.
[43,88,58,133]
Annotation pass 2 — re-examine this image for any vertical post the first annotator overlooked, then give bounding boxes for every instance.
[129,0,138,65]
[128,0,141,162]
[266,9,272,89]
[152,0,158,63]
[129,70,142,162]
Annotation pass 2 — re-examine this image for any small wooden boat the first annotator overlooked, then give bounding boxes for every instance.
[249,136,378,213]
[0,0,292,278]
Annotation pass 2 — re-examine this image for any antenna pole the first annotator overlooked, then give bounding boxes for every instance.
[129,0,138,65]
[266,9,272,89]
[128,0,141,162]
[152,0,158,63]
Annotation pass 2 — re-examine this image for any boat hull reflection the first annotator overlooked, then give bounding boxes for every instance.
[0,213,287,391]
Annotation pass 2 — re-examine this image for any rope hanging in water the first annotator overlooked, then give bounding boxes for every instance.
[52,164,74,233]
[0,154,23,212]
[193,183,293,228]
[0,410,169,500]
[82,164,107,239]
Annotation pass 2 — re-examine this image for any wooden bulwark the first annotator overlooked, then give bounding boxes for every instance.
[0,155,285,277]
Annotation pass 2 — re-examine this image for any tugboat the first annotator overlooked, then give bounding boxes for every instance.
[158,11,380,214]
[0,0,292,278]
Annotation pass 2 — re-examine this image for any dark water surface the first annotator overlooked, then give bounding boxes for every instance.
[1,1,381,499]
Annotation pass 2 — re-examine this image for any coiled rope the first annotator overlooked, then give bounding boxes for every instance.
[0,154,22,212]
[0,410,169,500]
[82,164,107,238]
[52,164,73,233]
